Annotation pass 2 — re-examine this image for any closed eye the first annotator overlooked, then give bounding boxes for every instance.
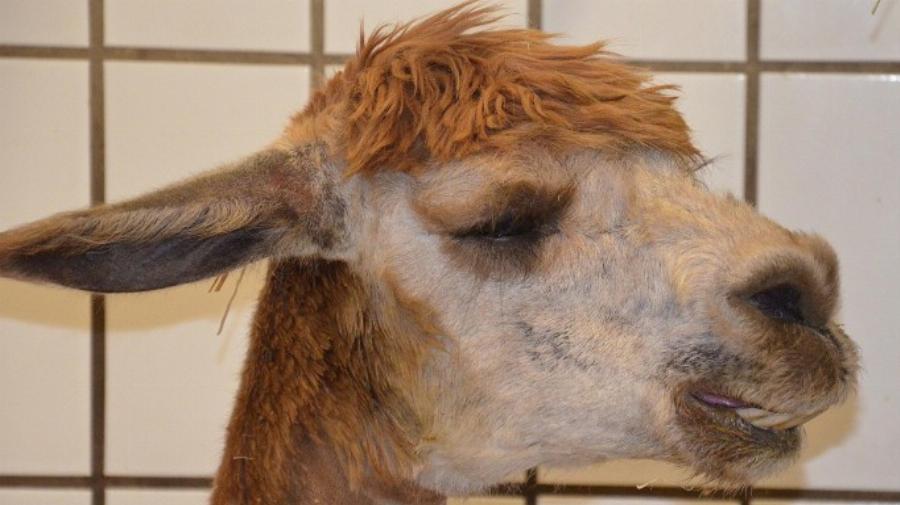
[441,182,573,278]
[453,212,548,242]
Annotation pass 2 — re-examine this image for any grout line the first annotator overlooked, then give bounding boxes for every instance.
[104,47,313,65]
[524,468,538,505]
[628,60,749,73]
[744,0,761,206]
[2,45,898,74]
[759,61,900,73]
[0,476,94,489]
[527,0,542,30]
[310,0,325,89]
[742,489,753,505]
[88,1,106,504]
[0,45,89,59]
[520,485,900,502]
[104,476,214,489]
[5,475,899,503]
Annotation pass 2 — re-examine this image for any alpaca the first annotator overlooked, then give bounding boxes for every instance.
[0,4,858,504]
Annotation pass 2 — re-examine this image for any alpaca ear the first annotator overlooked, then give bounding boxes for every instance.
[0,144,348,292]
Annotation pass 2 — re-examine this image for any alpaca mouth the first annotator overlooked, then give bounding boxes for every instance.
[690,391,818,432]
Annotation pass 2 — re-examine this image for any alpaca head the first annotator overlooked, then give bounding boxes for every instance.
[0,3,857,493]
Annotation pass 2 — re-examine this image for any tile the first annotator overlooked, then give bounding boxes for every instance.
[0,280,91,475]
[0,59,91,475]
[105,62,309,201]
[757,73,900,489]
[540,460,693,487]
[0,60,90,229]
[0,489,92,505]
[104,61,308,475]
[757,501,886,505]
[761,0,900,61]
[543,0,746,61]
[107,489,210,505]
[105,264,267,475]
[0,0,88,46]
[325,0,528,53]
[448,498,525,505]
[539,498,732,505]
[659,73,746,197]
[106,0,310,52]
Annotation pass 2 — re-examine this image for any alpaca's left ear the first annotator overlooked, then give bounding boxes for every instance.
[0,144,350,292]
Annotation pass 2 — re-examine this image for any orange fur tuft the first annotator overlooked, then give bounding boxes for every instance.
[296,1,699,174]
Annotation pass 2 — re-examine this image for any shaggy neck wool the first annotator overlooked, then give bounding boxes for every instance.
[210,260,437,504]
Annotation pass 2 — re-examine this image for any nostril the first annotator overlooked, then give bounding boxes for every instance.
[747,284,806,325]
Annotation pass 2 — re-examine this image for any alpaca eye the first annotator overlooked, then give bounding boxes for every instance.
[456,213,543,242]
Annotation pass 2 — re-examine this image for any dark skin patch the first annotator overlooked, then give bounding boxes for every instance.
[664,340,758,379]
[518,321,598,372]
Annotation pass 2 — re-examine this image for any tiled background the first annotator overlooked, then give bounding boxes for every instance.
[0,1,898,504]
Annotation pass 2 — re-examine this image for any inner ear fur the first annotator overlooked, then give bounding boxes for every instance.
[0,143,348,293]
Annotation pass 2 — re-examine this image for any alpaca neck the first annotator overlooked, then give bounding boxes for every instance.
[210,259,442,505]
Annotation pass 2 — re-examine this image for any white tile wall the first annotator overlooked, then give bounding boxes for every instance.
[105,268,266,475]
[757,501,887,505]
[761,0,900,61]
[0,281,91,475]
[0,60,91,229]
[0,0,88,46]
[106,0,310,52]
[103,61,308,475]
[0,489,91,505]
[660,72,746,196]
[325,0,528,53]
[448,498,525,505]
[106,489,210,505]
[2,0,900,500]
[757,73,900,490]
[540,460,693,487]
[105,62,309,201]
[543,0,747,61]
[0,59,91,475]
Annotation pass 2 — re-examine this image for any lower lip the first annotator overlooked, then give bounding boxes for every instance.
[691,391,753,409]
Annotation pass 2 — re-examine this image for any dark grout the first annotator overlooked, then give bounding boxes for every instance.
[744,0,761,207]
[310,0,325,88]
[2,44,899,74]
[88,1,106,505]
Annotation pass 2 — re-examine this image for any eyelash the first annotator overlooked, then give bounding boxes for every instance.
[453,212,550,243]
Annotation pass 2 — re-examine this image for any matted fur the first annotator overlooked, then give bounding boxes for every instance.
[294,1,699,174]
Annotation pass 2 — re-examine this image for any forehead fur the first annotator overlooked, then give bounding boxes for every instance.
[296,1,700,174]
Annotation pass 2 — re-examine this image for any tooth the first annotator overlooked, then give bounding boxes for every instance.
[735,407,772,420]
[772,412,819,430]
[750,413,793,428]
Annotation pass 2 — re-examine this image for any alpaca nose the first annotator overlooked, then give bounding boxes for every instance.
[746,283,807,325]
[732,235,839,330]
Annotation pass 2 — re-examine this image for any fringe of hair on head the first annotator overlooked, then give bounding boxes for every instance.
[299,1,700,175]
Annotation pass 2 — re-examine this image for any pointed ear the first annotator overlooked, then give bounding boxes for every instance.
[0,143,349,292]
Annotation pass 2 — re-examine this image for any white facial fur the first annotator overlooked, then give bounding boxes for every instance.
[335,148,856,493]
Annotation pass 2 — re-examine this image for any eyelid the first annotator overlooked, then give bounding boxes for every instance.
[452,210,548,241]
